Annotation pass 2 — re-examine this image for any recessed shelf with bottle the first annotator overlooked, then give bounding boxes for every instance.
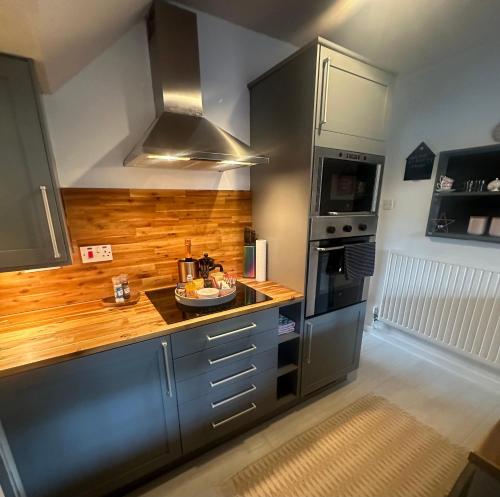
[426,144,500,243]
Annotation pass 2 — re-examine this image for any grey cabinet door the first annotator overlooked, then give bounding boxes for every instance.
[301,302,365,396]
[0,336,181,497]
[0,54,70,271]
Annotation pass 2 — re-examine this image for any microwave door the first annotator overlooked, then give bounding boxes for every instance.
[319,159,382,216]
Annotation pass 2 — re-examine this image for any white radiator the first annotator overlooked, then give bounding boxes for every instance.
[379,252,500,369]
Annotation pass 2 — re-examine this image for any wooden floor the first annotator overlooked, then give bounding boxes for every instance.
[128,331,500,497]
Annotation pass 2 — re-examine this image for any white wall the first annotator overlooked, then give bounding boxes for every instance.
[368,40,500,317]
[43,12,295,190]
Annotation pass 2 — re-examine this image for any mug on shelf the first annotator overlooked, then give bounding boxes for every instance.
[436,175,454,191]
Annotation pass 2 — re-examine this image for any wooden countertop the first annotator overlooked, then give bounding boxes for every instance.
[0,280,302,377]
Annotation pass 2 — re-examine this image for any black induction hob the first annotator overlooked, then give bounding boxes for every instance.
[146,282,272,324]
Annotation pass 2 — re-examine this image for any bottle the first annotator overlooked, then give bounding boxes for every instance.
[185,274,196,298]
[184,239,193,261]
[120,274,130,300]
[112,276,124,303]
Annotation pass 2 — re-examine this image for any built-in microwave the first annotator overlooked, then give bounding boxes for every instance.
[311,147,384,217]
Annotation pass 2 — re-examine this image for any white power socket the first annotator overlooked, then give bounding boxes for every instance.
[80,245,113,263]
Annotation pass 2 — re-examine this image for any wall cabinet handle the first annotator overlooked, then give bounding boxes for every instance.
[306,322,313,365]
[211,384,256,408]
[211,403,257,429]
[208,345,257,365]
[206,322,257,341]
[39,185,61,259]
[161,341,173,397]
[210,364,257,387]
[320,57,331,126]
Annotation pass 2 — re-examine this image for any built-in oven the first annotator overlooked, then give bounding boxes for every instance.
[311,147,383,217]
[306,234,374,318]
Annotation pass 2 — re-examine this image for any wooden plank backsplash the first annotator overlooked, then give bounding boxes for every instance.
[0,189,252,316]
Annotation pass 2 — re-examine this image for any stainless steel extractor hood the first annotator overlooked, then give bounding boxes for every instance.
[124,0,268,171]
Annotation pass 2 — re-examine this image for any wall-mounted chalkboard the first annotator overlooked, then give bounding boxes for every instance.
[404,142,435,181]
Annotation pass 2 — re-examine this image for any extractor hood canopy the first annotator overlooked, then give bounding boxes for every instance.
[124,0,268,171]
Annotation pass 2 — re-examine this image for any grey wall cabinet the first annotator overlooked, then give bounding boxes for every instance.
[0,336,181,497]
[301,302,365,396]
[0,53,70,272]
[315,45,392,156]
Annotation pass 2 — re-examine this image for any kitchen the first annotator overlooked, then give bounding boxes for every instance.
[1,1,500,497]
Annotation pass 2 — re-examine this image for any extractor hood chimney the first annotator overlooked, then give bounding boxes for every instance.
[124,0,268,171]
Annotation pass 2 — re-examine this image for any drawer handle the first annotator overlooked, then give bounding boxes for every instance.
[211,384,257,408]
[210,364,257,387]
[211,403,257,429]
[208,345,257,365]
[206,322,257,341]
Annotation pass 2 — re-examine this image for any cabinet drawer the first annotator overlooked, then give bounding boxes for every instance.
[179,368,276,453]
[173,330,277,382]
[176,348,277,404]
[171,308,278,358]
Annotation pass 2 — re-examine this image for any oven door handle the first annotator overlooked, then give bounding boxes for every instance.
[316,246,345,252]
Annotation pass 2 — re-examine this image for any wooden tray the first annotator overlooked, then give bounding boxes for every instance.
[101,292,140,307]
[174,287,236,307]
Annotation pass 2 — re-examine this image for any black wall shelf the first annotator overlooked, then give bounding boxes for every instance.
[426,144,500,244]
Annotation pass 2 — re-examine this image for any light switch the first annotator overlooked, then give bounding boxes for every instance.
[80,245,113,263]
[382,199,395,210]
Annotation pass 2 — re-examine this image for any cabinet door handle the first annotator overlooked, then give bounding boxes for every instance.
[211,384,256,408]
[210,364,257,387]
[39,185,61,259]
[306,322,313,365]
[161,341,173,397]
[320,57,331,126]
[371,163,382,213]
[211,403,257,429]
[208,345,257,365]
[206,322,257,341]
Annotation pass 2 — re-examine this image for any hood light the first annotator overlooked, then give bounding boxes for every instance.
[217,160,256,166]
[147,155,191,161]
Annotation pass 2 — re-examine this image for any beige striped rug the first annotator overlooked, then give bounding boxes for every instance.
[223,395,467,497]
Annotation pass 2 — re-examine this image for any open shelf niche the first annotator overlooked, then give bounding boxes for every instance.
[275,300,303,403]
[426,144,500,244]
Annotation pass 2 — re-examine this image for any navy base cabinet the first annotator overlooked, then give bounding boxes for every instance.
[0,336,181,497]
[301,302,365,396]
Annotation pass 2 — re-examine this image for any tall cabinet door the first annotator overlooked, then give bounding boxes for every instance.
[301,302,365,396]
[0,336,181,497]
[0,54,70,271]
[315,46,393,155]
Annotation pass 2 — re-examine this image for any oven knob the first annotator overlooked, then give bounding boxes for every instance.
[359,223,368,231]
[343,225,353,233]
[326,226,336,234]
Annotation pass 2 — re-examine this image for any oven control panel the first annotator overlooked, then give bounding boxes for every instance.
[310,215,377,240]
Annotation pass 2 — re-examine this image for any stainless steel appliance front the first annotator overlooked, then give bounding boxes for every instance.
[306,235,373,317]
[311,147,384,217]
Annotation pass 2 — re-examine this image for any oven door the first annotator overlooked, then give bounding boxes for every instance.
[312,148,383,216]
[306,237,372,318]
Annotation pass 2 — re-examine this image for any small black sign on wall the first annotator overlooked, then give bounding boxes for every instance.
[404,142,435,181]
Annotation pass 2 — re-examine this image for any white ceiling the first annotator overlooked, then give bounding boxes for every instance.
[0,0,150,92]
[176,0,500,74]
[1,0,500,93]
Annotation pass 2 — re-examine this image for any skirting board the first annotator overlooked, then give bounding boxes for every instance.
[366,323,500,394]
